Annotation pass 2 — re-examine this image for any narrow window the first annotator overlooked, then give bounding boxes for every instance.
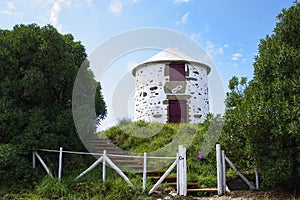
[169,63,185,81]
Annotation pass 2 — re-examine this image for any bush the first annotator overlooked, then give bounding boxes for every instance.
[0,144,35,193]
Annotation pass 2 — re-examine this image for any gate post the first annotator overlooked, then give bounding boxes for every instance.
[58,147,63,181]
[103,150,106,182]
[178,145,187,196]
[32,152,36,169]
[143,152,147,191]
[216,144,224,196]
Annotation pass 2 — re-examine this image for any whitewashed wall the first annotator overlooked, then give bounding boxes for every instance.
[134,62,209,123]
[185,63,209,123]
[134,63,167,123]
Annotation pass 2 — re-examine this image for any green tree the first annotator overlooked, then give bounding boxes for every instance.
[0,24,107,189]
[221,2,300,192]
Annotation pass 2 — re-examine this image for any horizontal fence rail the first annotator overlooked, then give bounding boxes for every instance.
[33,145,185,196]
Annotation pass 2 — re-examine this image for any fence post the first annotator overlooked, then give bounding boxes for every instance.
[216,144,224,196]
[222,150,226,192]
[58,147,63,181]
[143,152,147,191]
[178,145,187,196]
[32,152,36,169]
[255,169,259,190]
[176,153,179,194]
[103,150,106,182]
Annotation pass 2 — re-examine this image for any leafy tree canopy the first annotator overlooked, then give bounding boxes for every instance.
[0,24,107,188]
[221,1,300,192]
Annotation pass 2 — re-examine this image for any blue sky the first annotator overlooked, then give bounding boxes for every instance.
[1,0,294,129]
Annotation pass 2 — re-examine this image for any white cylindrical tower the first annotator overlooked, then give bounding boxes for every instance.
[132,48,211,123]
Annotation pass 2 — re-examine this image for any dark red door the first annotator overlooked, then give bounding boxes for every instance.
[168,100,187,123]
[169,63,185,81]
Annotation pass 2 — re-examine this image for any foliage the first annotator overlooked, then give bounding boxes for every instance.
[36,176,67,199]
[103,119,218,189]
[221,2,300,192]
[0,144,35,192]
[0,24,107,190]
[104,121,179,153]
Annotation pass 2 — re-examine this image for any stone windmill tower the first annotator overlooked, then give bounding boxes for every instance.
[131,48,211,124]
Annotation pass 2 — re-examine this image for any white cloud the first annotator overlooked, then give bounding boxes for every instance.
[87,0,93,7]
[7,2,14,9]
[50,0,63,27]
[231,53,243,61]
[205,41,215,57]
[177,11,190,24]
[204,41,226,58]
[190,32,202,41]
[131,0,139,3]
[224,44,229,48]
[173,0,189,3]
[109,0,122,14]
[1,1,21,17]
[47,0,71,30]
[218,47,223,54]
[0,9,19,16]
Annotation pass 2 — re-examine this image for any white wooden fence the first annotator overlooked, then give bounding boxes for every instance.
[32,145,187,196]
[216,144,259,196]
[33,144,259,197]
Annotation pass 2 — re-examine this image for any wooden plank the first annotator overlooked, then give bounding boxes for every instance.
[35,152,52,177]
[150,175,177,180]
[176,153,179,193]
[187,188,218,192]
[32,152,36,169]
[216,144,224,196]
[148,157,178,195]
[255,169,259,190]
[75,156,103,180]
[167,182,198,186]
[178,145,187,196]
[143,152,147,191]
[222,150,226,193]
[225,156,256,190]
[58,147,63,181]
[105,155,135,188]
[103,150,106,182]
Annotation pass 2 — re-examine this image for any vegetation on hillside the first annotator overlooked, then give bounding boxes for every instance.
[220,1,300,193]
[0,1,299,199]
[0,24,107,191]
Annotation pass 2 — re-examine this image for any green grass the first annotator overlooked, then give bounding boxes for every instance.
[103,120,218,190]
[1,120,220,199]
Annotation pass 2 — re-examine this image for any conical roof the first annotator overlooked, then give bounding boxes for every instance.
[132,48,211,76]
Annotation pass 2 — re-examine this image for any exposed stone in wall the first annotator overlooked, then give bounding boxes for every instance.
[185,64,209,123]
[134,63,167,123]
[134,62,209,124]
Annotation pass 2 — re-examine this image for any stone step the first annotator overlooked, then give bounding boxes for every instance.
[187,188,218,193]
[108,159,141,164]
[150,175,177,182]
[167,182,199,188]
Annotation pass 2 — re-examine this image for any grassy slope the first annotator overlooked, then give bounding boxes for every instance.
[104,120,218,187]
[1,120,219,199]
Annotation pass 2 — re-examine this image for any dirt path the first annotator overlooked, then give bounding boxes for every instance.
[192,190,299,200]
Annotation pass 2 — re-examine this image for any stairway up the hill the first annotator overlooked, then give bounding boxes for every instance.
[89,137,148,172]
[89,137,218,195]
